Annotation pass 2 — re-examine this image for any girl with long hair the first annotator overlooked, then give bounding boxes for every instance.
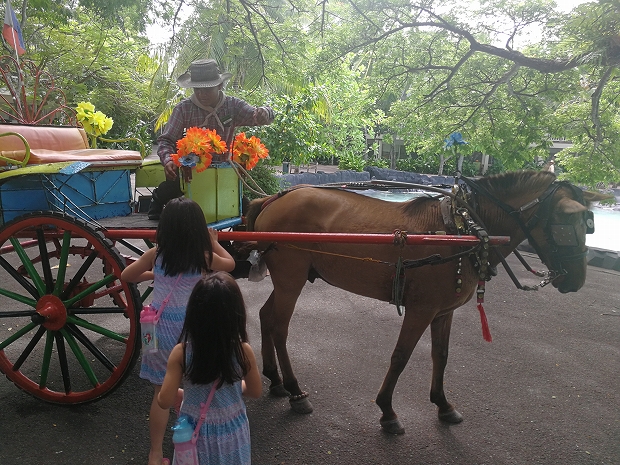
[121,197,236,465]
[158,272,261,464]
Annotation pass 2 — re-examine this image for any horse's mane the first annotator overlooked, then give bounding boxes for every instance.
[475,170,556,200]
[400,170,556,217]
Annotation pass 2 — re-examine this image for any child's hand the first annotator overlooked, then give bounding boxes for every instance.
[208,228,218,242]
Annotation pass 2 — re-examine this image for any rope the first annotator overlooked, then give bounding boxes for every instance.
[283,243,392,265]
[229,161,270,197]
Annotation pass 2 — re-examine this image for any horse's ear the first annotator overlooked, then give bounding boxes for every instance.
[557,197,587,214]
[582,190,615,203]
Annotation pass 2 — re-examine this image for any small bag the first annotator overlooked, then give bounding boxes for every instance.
[139,274,182,354]
[173,381,218,465]
[173,438,199,465]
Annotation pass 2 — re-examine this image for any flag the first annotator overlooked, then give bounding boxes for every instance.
[3,0,25,56]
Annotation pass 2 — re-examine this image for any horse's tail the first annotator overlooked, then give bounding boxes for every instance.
[245,197,270,231]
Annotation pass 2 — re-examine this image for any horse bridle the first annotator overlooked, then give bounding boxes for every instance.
[457,175,594,288]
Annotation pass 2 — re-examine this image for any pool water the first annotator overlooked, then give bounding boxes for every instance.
[355,189,620,252]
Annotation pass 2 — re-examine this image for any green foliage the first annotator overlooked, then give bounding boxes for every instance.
[365,157,389,169]
[337,153,366,172]
[10,0,620,187]
[6,4,158,144]
[243,161,282,201]
[396,154,480,176]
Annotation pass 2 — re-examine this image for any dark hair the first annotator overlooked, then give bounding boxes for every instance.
[155,197,213,276]
[179,272,249,385]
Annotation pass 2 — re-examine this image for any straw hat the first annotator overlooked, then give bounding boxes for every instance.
[176,59,232,88]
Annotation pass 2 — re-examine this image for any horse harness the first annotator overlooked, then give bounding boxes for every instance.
[456,175,594,290]
[256,179,594,322]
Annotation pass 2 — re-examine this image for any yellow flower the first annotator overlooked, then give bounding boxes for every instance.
[76,101,95,115]
[91,111,114,136]
[74,102,113,138]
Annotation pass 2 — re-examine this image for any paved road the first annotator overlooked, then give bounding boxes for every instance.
[0,254,618,465]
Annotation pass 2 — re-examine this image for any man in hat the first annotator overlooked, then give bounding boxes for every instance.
[148,58,275,219]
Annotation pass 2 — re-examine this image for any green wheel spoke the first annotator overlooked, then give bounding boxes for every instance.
[0,255,39,299]
[0,287,37,307]
[66,324,116,372]
[67,315,128,344]
[52,230,72,296]
[60,328,99,387]
[39,331,54,388]
[0,321,38,351]
[9,237,45,297]
[13,326,47,371]
[63,273,116,308]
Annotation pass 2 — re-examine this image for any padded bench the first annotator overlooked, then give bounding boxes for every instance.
[0,124,143,168]
[0,124,145,223]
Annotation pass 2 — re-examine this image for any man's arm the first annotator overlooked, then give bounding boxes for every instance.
[229,96,275,127]
[157,103,187,180]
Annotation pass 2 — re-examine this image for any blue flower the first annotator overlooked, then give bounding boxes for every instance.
[444,132,468,149]
[179,153,200,168]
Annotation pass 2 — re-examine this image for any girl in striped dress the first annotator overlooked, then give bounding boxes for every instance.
[158,272,262,464]
[121,197,235,465]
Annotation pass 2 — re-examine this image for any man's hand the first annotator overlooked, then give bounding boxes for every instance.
[164,160,178,180]
[254,107,273,125]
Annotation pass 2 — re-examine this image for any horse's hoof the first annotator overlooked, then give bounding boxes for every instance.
[289,393,313,414]
[269,384,291,397]
[438,409,463,424]
[380,418,405,435]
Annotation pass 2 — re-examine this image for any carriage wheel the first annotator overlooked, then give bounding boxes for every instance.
[0,212,141,404]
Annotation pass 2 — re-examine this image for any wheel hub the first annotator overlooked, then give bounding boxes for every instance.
[35,295,67,331]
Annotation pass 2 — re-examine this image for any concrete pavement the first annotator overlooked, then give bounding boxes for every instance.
[0,253,618,465]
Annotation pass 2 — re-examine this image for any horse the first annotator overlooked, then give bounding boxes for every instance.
[244,170,607,435]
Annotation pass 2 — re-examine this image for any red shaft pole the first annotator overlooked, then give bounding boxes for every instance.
[103,229,510,246]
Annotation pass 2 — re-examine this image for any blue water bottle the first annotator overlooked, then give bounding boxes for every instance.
[172,415,199,465]
[172,415,194,443]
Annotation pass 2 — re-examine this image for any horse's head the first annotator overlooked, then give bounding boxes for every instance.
[526,182,604,293]
[466,171,611,293]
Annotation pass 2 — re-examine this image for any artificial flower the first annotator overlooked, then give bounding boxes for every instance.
[75,102,114,147]
[232,132,269,170]
[171,127,226,173]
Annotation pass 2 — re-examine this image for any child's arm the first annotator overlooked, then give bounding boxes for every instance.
[120,247,156,283]
[157,343,184,409]
[241,342,262,399]
[208,228,236,272]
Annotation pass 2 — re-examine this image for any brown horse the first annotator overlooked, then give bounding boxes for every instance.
[245,170,606,434]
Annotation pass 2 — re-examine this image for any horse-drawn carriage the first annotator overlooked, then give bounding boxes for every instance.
[0,56,606,434]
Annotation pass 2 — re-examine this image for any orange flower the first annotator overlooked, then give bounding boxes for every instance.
[171,127,228,173]
[205,128,227,154]
[232,132,268,170]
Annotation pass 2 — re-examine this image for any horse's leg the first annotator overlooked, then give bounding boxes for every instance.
[375,308,434,435]
[270,270,314,414]
[430,312,463,423]
[259,291,289,397]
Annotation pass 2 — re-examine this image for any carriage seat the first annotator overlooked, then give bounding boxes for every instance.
[0,124,143,168]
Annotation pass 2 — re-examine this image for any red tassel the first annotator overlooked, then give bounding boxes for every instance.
[477,303,492,342]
